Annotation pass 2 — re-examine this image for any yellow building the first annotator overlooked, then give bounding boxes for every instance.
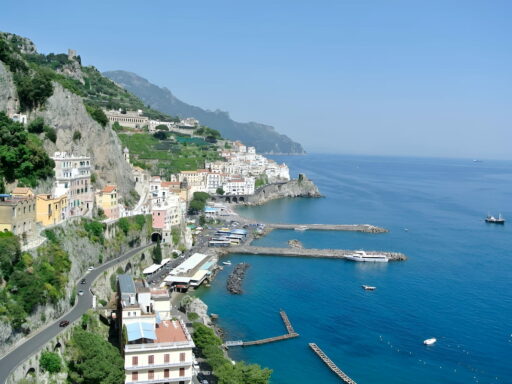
[96,185,120,219]
[36,194,68,227]
[0,193,36,241]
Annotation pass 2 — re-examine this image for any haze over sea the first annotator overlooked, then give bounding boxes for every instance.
[198,154,512,384]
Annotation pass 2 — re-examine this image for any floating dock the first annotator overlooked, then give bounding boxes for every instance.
[225,310,299,348]
[267,223,388,233]
[309,343,357,384]
[226,245,407,261]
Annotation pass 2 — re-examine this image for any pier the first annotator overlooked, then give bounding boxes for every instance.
[267,223,388,233]
[309,343,357,384]
[224,310,299,348]
[226,245,407,261]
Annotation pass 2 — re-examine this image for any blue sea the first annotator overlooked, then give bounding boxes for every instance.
[197,154,512,384]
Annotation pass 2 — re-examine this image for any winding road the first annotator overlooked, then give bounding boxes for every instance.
[0,243,154,384]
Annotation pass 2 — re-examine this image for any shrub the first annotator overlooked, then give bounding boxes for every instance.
[155,124,169,131]
[73,130,81,141]
[39,351,61,373]
[85,105,108,127]
[187,312,199,321]
[27,117,45,133]
[44,126,57,143]
[14,70,54,111]
[43,229,58,244]
[118,217,130,235]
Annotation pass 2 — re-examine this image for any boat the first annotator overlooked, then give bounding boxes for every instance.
[294,226,307,231]
[423,338,437,345]
[362,285,376,291]
[345,250,389,263]
[222,261,232,266]
[485,214,505,224]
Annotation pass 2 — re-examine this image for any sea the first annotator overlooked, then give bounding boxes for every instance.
[197,154,512,384]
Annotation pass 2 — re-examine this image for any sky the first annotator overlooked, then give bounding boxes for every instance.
[1,1,511,158]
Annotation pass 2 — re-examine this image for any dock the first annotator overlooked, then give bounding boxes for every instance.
[226,245,407,261]
[267,223,388,233]
[224,310,299,348]
[309,343,357,384]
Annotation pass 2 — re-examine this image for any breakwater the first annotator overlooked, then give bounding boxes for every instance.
[268,223,388,233]
[226,263,250,294]
[225,245,407,261]
[309,343,357,384]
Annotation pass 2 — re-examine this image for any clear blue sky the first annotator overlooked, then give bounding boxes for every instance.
[2,1,511,158]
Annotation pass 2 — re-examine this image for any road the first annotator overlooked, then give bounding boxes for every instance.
[0,243,154,384]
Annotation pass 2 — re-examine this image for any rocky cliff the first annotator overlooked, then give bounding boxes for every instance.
[245,174,322,205]
[32,83,135,197]
[0,61,18,115]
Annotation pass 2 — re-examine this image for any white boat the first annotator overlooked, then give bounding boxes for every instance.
[294,226,307,231]
[362,285,376,291]
[345,250,389,263]
[222,261,232,266]
[423,338,437,345]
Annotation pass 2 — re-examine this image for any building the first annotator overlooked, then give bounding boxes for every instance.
[36,193,68,226]
[52,152,93,217]
[223,176,255,196]
[0,192,36,241]
[164,253,215,291]
[96,185,120,219]
[118,275,194,384]
[104,109,149,129]
[178,118,199,129]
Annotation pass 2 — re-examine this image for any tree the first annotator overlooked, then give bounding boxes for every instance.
[216,187,225,195]
[118,217,130,235]
[152,239,162,264]
[155,124,169,131]
[67,328,125,384]
[44,126,57,143]
[85,105,108,127]
[27,117,45,133]
[39,351,61,373]
[199,215,206,227]
[73,130,82,141]
[153,131,167,140]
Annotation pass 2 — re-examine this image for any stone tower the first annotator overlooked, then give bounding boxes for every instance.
[123,147,130,164]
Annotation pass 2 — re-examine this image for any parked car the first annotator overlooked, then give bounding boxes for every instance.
[80,279,86,284]
[78,290,84,296]
[87,266,94,271]
[59,320,70,327]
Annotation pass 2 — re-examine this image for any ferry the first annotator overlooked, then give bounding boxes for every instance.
[222,261,232,266]
[362,285,376,291]
[294,225,307,231]
[485,214,505,224]
[345,250,389,263]
[423,338,437,346]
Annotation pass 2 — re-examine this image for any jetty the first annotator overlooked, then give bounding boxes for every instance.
[224,310,299,348]
[267,223,388,233]
[309,343,357,384]
[226,245,407,261]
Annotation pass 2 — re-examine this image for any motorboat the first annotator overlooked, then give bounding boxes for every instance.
[423,338,437,345]
[485,214,505,224]
[222,261,232,266]
[362,285,376,291]
[294,226,307,231]
[345,250,389,263]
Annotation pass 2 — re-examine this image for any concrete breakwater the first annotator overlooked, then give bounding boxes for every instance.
[225,246,407,261]
[268,223,388,233]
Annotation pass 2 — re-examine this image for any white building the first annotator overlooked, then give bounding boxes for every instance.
[223,176,255,196]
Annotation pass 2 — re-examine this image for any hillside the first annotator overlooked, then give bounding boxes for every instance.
[103,70,305,154]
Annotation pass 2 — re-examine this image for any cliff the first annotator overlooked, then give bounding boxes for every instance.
[103,70,306,154]
[245,174,322,205]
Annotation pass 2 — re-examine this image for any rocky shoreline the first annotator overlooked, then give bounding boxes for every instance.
[226,263,250,294]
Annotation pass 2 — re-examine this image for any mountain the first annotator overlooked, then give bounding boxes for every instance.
[103,70,305,154]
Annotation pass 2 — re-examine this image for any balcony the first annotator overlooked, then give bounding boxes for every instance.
[125,341,194,352]
[125,361,192,370]
[125,376,192,384]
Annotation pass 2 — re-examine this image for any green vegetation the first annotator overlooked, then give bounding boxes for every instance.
[152,239,162,264]
[195,126,222,142]
[171,227,180,245]
[85,105,108,127]
[117,217,130,235]
[187,312,199,321]
[0,233,71,329]
[192,323,272,384]
[66,328,125,384]
[255,174,269,188]
[216,187,225,195]
[14,70,54,111]
[119,132,222,177]
[44,126,57,143]
[0,112,55,187]
[188,192,210,215]
[27,117,45,133]
[73,130,81,141]
[82,219,106,244]
[39,351,62,374]
[155,124,169,131]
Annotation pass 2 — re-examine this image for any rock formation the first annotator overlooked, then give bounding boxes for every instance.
[245,174,322,205]
[226,263,250,294]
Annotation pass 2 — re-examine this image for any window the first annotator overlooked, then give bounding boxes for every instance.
[132,356,138,366]
[132,372,138,381]
[164,369,169,378]
[148,355,154,365]
[179,367,185,377]
[164,354,169,363]
[179,352,185,362]
[148,370,154,379]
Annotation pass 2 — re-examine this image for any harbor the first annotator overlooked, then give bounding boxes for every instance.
[267,223,388,233]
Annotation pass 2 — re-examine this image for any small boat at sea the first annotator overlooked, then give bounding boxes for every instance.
[294,226,307,231]
[345,250,389,263]
[362,285,376,291]
[222,261,232,266]
[485,214,505,224]
[423,338,437,346]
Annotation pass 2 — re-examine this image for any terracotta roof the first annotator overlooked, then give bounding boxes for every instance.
[12,187,33,195]
[102,185,116,193]
[155,320,188,343]
[162,181,180,187]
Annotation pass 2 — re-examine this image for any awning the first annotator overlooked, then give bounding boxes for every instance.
[126,321,156,341]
